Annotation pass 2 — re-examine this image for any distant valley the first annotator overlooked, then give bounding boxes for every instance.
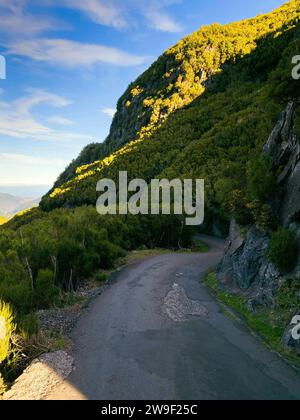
[0,192,40,217]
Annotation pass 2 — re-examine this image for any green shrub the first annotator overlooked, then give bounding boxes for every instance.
[96,273,108,283]
[97,240,126,268]
[276,279,300,323]
[227,189,253,225]
[269,228,298,273]
[247,156,276,202]
[19,313,39,340]
[33,269,59,309]
[0,300,15,363]
[0,282,33,315]
[248,201,278,232]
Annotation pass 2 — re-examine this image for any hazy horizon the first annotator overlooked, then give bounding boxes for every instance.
[0,184,50,198]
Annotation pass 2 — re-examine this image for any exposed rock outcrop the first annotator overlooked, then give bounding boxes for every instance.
[218,221,280,307]
[264,101,300,227]
[218,102,300,311]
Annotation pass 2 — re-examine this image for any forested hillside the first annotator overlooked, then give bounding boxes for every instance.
[43,0,300,231]
[1,0,300,382]
[55,0,300,186]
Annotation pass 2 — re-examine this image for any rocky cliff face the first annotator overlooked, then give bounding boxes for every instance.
[264,102,300,228]
[218,221,280,308]
[218,102,300,303]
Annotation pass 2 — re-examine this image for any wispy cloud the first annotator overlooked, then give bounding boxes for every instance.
[144,8,182,33]
[0,152,65,166]
[15,89,72,114]
[0,0,66,37]
[101,108,117,118]
[47,116,74,126]
[60,0,127,29]
[0,89,91,143]
[7,38,150,68]
[58,0,182,33]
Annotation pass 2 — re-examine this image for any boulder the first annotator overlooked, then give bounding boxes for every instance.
[218,221,281,293]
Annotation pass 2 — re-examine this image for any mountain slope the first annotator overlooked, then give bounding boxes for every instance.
[54,0,300,188]
[42,0,300,230]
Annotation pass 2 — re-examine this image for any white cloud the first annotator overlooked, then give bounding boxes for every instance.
[101,108,116,118]
[0,0,65,37]
[0,89,91,143]
[144,9,182,33]
[7,38,149,68]
[15,89,72,114]
[57,0,182,33]
[60,0,127,29]
[47,116,74,126]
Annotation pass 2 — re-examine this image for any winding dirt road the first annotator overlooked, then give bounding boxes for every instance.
[47,236,300,400]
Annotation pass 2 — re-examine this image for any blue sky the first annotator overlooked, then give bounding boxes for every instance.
[0,0,285,197]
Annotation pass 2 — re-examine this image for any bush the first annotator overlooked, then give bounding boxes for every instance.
[0,282,33,315]
[96,273,108,283]
[276,279,300,323]
[97,240,125,268]
[227,189,253,225]
[247,156,276,202]
[269,228,298,273]
[19,313,39,340]
[33,269,59,309]
[248,201,278,232]
[0,300,15,363]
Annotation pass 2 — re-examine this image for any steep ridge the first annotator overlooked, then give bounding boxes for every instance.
[53,0,300,188]
[42,1,300,226]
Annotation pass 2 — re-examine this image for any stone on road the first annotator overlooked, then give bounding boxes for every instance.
[47,236,300,400]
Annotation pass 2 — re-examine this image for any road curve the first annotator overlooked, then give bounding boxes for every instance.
[47,236,300,400]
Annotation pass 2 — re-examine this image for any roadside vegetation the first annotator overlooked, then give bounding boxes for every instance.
[205,273,300,367]
[0,213,194,390]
